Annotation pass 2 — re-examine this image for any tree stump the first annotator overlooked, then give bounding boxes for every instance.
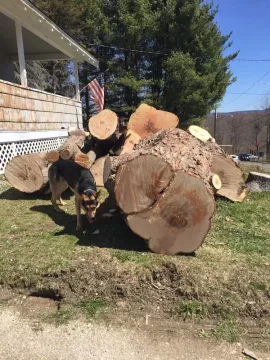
[246,171,270,191]
[128,104,179,139]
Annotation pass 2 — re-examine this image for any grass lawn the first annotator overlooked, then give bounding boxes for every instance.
[0,174,269,347]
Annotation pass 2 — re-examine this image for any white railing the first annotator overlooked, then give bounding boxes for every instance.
[0,130,68,174]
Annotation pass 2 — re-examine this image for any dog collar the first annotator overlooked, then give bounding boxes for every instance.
[83,188,96,195]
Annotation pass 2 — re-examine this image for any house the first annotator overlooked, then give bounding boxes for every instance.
[0,0,98,173]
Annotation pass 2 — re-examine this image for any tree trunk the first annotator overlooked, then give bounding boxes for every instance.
[128,104,179,139]
[105,129,220,254]
[5,153,50,193]
[104,129,247,254]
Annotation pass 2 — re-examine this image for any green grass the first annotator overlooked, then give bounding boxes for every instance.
[78,298,108,319]
[212,317,242,343]
[175,300,210,320]
[111,249,156,265]
[209,193,270,255]
[0,180,269,346]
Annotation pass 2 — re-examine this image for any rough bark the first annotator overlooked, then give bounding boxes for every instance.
[128,104,179,139]
[246,171,270,191]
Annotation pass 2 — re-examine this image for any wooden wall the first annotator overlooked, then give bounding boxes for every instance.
[0,80,82,131]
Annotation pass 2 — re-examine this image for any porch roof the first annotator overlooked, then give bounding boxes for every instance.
[0,0,98,68]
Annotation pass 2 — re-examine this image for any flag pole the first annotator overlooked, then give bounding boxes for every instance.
[80,68,109,93]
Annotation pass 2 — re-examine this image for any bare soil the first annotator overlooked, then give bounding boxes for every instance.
[1,300,269,360]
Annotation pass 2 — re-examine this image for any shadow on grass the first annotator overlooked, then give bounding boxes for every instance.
[30,194,148,253]
[0,187,72,201]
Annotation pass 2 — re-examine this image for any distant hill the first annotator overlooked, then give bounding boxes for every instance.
[204,110,269,156]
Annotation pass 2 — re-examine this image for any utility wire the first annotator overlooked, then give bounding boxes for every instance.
[223,69,270,107]
[89,44,270,62]
[219,112,270,133]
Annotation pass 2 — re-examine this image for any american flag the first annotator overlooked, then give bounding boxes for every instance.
[87,73,104,112]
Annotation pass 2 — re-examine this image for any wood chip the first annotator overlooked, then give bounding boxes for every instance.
[242,348,257,360]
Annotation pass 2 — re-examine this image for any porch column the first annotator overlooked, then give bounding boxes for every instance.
[15,21,27,87]
[73,59,80,101]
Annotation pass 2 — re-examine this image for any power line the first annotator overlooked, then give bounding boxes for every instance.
[219,112,270,133]
[235,59,270,62]
[227,92,270,95]
[223,69,270,107]
[89,44,270,62]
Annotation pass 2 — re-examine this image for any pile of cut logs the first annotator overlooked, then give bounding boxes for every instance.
[5,104,248,255]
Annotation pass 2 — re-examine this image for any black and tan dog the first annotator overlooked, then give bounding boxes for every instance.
[48,159,99,231]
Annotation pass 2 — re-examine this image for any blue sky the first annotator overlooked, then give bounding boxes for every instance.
[214,0,270,113]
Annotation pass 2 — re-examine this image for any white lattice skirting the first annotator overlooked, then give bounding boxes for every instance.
[0,131,68,174]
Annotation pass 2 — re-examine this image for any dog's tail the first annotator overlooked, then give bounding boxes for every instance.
[40,181,51,195]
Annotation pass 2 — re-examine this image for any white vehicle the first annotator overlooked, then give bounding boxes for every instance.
[230,155,240,164]
[247,154,259,161]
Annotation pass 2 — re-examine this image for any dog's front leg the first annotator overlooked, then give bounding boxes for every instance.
[75,196,83,231]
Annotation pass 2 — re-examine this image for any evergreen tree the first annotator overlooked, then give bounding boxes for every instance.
[31,0,238,125]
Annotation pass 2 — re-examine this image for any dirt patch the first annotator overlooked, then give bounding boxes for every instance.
[15,296,58,319]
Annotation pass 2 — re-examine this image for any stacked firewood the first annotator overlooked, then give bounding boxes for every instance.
[5,104,248,254]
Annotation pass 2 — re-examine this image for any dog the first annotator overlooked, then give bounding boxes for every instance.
[48,159,100,231]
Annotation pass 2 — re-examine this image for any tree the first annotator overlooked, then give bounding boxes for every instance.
[31,0,237,126]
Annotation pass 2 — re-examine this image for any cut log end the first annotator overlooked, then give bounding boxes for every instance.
[45,151,59,163]
[212,174,222,190]
[188,125,212,142]
[115,155,173,214]
[126,170,215,255]
[128,104,179,139]
[88,109,118,140]
[5,154,44,193]
[121,130,141,154]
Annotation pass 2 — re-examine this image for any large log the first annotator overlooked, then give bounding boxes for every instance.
[5,153,50,193]
[127,104,179,139]
[105,129,217,254]
[104,129,247,254]
[91,156,111,187]
[59,135,85,160]
[74,150,96,169]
